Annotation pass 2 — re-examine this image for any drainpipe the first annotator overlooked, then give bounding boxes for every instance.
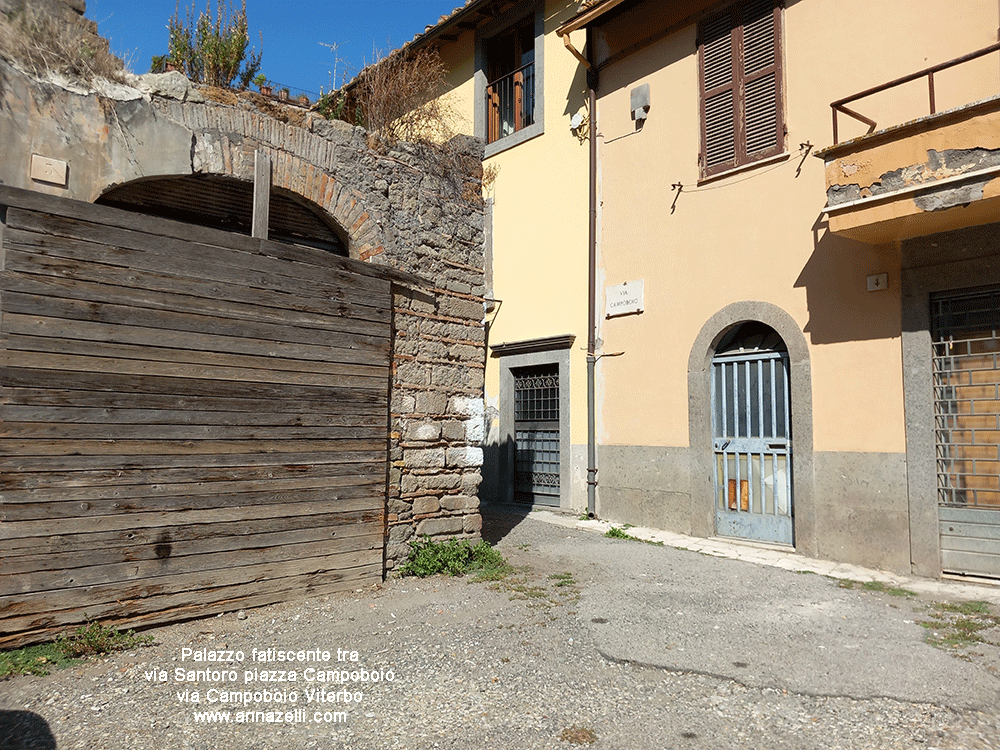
[586,27,598,519]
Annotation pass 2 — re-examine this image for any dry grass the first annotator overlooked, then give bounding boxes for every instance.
[354,47,454,147]
[0,4,125,84]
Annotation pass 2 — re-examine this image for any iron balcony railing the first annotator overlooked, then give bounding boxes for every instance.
[485,61,535,144]
[830,41,1000,144]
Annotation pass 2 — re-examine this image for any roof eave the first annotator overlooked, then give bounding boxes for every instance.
[407,0,495,51]
[555,0,631,37]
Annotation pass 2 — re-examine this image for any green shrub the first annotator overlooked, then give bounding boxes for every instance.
[1,622,152,679]
[55,621,153,658]
[399,536,510,580]
[154,0,262,89]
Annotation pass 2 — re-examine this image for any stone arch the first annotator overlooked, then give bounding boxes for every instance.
[686,301,816,555]
[90,97,385,260]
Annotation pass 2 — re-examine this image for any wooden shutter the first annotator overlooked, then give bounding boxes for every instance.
[699,0,783,178]
[700,8,738,173]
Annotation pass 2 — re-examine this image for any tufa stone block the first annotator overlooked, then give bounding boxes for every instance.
[447,446,483,469]
[416,516,465,537]
[405,448,446,469]
[463,514,483,534]
[411,496,441,515]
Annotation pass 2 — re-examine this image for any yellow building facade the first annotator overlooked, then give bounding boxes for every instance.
[407,0,1000,578]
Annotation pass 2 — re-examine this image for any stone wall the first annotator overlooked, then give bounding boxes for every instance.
[0,11,487,573]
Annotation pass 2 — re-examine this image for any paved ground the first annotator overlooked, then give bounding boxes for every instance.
[2,503,999,749]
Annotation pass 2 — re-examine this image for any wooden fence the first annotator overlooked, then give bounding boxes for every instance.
[0,187,401,647]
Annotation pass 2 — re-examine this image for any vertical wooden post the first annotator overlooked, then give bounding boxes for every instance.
[252,149,271,240]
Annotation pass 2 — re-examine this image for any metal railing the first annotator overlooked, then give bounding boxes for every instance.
[831,41,1000,144]
[485,61,535,144]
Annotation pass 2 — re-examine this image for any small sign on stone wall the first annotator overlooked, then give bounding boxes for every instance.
[606,279,644,318]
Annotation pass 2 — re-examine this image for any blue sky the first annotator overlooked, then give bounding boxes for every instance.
[85,1,464,96]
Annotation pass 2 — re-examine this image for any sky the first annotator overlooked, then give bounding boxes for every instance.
[84,0,466,97]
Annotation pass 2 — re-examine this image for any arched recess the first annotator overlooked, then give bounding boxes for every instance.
[687,301,816,555]
[98,175,349,256]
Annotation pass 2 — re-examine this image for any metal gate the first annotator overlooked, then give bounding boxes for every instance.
[711,325,792,545]
[512,364,560,506]
[932,287,1000,578]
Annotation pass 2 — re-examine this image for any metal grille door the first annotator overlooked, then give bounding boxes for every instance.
[513,364,560,506]
[712,350,793,545]
[932,287,1000,578]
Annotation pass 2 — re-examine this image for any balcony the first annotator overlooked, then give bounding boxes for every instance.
[818,43,1000,245]
[485,61,536,144]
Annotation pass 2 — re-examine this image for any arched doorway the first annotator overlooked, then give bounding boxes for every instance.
[711,321,793,545]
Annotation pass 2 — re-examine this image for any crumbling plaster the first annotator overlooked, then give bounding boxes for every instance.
[823,105,1000,206]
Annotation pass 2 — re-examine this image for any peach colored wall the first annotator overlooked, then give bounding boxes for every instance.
[594,0,997,454]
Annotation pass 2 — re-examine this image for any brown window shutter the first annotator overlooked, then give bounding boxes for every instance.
[741,0,782,159]
[700,0,783,178]
[699,8,738,173]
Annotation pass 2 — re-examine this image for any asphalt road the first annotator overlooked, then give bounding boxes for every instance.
[2,503,999,750]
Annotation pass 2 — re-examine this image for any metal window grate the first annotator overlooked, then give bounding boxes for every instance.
[932,287,1000,509]
[514,364,559,421]
[513,364,559,505]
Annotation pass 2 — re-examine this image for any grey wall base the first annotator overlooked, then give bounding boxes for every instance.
[595,444,912,574]
[597,445,692,533]
[812,451,910,573]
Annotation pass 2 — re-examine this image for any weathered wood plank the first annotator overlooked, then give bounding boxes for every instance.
[0,494,384,540]
[3,292,391,352]
[0,481,385,521]
[1,453,385,483]
[252,150,270,240]
[2,316,391,367]
[2,269,392,338]
[2,368,389,404]
[1,349,389,390]
[4,209,396,296]
[0,461,385,496]
[3,243,392,320]
[0,561,384,648]
[0,437,385,457]
[1,549,384,618]
[2,513,382,573]
[0,508,385,560]
[2,421,386,442]
[0,559,384,646]
[0,334,389,384]
[0,404,387,427]
[0,531,384,596]
[1,387,387,415]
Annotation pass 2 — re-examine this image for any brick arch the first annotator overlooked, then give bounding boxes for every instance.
[93,100,386,261]
[259,148,384,261]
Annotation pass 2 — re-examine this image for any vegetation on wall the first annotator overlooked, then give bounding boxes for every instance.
[0,3,125,83]
[351,47,453,146]
[151,0,262,90]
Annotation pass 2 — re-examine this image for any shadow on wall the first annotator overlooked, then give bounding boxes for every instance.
[479,434,534,545]
[793,213,902,345]
[0,711,57,750]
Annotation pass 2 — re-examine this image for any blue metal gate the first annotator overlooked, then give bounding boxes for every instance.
[711,335,792,545]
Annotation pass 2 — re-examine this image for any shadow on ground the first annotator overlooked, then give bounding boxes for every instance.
[480,501,533,545]
[0,710,56,750]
